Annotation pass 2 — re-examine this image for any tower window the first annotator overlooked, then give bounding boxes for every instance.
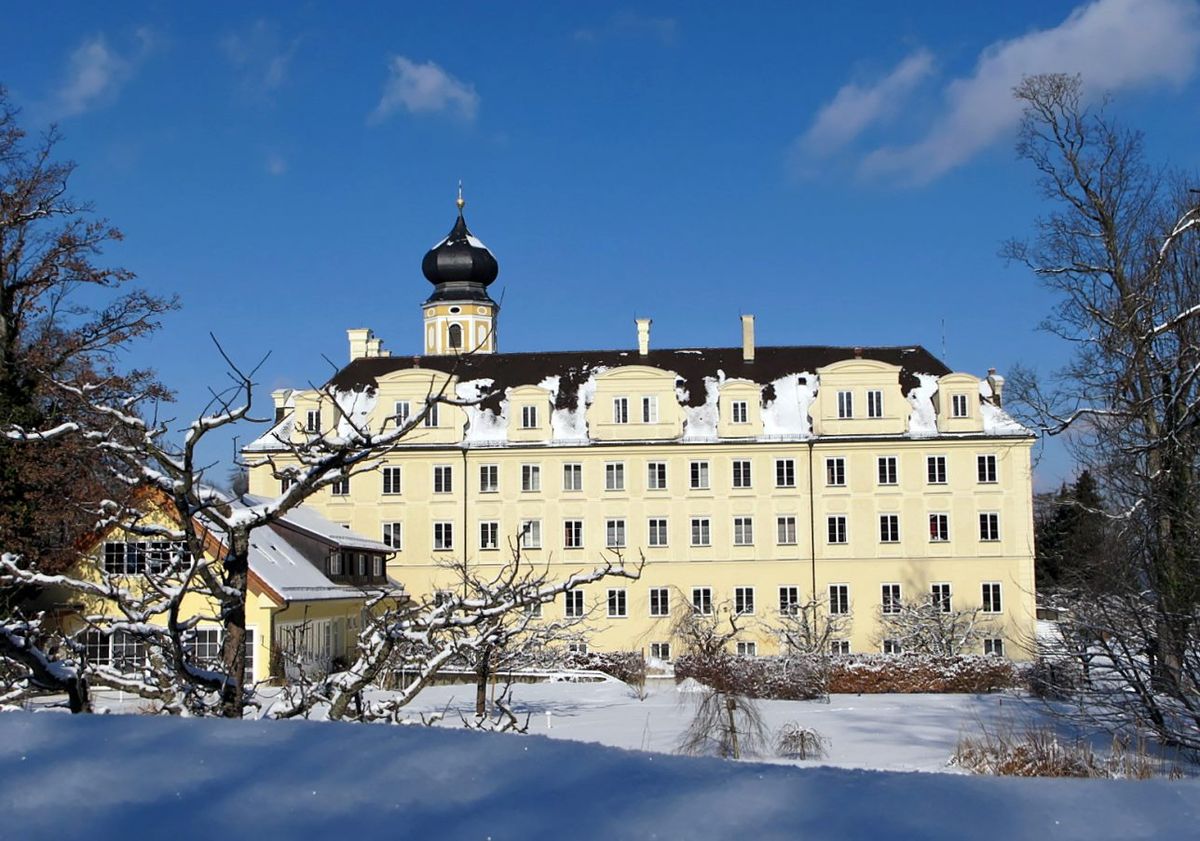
[448,323,463,349]
[449,306,461,314]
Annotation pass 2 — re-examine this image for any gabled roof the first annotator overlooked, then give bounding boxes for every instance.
[247,522,401,603]
[242,495,393,553]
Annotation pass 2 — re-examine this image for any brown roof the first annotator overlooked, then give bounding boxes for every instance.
[327,345,951,414]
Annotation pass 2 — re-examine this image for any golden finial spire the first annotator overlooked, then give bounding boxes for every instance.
[456,180,465,213]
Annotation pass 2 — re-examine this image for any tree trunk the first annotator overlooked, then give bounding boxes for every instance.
[475,645,491,718]
[725,696,739,759]
[219,532,250,718]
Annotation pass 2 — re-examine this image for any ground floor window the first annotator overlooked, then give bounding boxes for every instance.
[830,639,850,655]
[650,642,671,661]
[736,641,757,657]
[983,638,1005,657]
[882,639,902,655]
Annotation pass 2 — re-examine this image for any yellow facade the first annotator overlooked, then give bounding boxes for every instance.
[248,349,1037,660]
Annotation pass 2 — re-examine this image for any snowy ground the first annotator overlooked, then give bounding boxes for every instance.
[366,676,1134,773]
[2,708,1197,841]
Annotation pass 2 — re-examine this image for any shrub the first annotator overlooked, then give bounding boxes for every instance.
[953,725,1167,779]
[674,653,1018,698]
[563,649,646,687]
[1026,656,1083,700]
[776,723,829,760]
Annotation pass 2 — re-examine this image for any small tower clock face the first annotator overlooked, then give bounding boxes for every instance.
[477,306,488,315]
[426,308,435,317]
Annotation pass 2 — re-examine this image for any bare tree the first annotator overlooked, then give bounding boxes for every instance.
[1004,73,1200,752]
[876,600,993,656]
[772,598,851,656]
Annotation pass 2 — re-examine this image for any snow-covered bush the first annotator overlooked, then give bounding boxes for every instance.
[776,723,829,760]
[953,726,1175,779]
[562,650,646,688]
[675,653,1019,698]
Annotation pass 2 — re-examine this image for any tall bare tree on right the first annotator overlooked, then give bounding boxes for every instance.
[1005,74,1200,753]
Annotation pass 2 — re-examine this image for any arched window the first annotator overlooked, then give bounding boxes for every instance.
[448,323,463,349]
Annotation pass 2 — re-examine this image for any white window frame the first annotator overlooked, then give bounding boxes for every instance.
[479,464,499,493]
[382,466,403,495]
[691,587,713,616]
[605,461,625,491]
[931,583,952,613]
[776,515,797,546]
[984,638,1005,656]
[330,476,350,496]
[433,464,453,494]
[881,583,901,615]
[605,518,626,549]
[734,586,755,616]
[830,639,851,655]
[733,516,754,546]
[982,582,1003,614]
[564,590,584,619]
[690,517,711,547]
[826,456,846,487]
[647,461,668,491]
[563,519,584,549]
[927,455,947,485]
[879,513,900,543]
[690,460,710,490]
[951,393,970,418]
[977,454,998,484]
[736,641,757,657]
[837,390,853,419]
[382,522,402,550]
[423,401,439,428]
[779,586,800,614]
[731,400,749,424]
[433,521,454,551]
[867,389,883,418]
[929,512,950,542]
[877,455,898,486]
[393,400,411,426]
[648,517,669,547]
[829,584,850,616]
[607,588,628,618]
[649,587,670,617]
[479,521,499,551]
[520,519,542,549]
[732,459,752,489]
[521,463,541,493]
[650,642,671,661]
[305,409,321,433]
[641,395,658,423]
[562,463,583,492]
[521,404,538,429]
[979,511,1000,542]
[612,397,629,424]
[827,515,848,544]
[775,458,796,488]
[883,639,902,655]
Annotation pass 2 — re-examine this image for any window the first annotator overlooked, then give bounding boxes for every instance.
[612,397,629,424]
[520,519,542,549]
[829,584,849,615]
[690,461,710,490]
[357,554,367,577]
[373,556,384,578]
[110,631,146,672]
[567,642,587,655]
[977,454,997,483]
[423,401,439,428]
[837,390,853,419]
[826,457,846,486]
[734,586,755,615]
[692,587,713,615]
[775,458,796,488]
[690,517,711,547]
[331,477,350,496]
[393,401,411,425]
[329,552,343,576]
[867,389,883,418]
[982,582,1003,613]
[777,515,797,545]
[931,583,952,613]
[382,522,402,550]
[190,628,222,667]
[433,465,453,494]
[732,459,752,488]
[951,394,970,418]
[647,461,668,490]
[607,589,627,618]
[779,586,800,614]
[984,638,1005,656]
[882,639,902,655]
[736,641,757,657]
[650,642,671,661]
[433,522,454,551]
[105,541,191,575]
[564,590,585,619]
[649,587,670,617]
[563,463,582,491]
[606,519,626,549]
[641,396,658,423]
[877,456,898,485]
[731,400,749,424]
[305,409,321,433]
[521,463,541,492]
[479,521,499,551]
[605,462,625,491]
[382,466,402,495]
[525,600,543,619]
[879,514,900,543]
[929,513,949,542]
[521,405,538,429]
[479,464,498,493]
[881,584,901,615]
[448,323,463,349]
[827,515,847,544]
[979,512,1000,541]
[830,639,851,655]
[733,516,754,546]
[563,519,584,549]
[648,518,669,547]
[243,627,256,685]
[927,455,947,484]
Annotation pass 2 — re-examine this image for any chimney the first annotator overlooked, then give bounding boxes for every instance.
[347,328,373,362]
[366,335,389,358]
[740,314,755,363]
[987,368,1005,407]
[636,318,652,356]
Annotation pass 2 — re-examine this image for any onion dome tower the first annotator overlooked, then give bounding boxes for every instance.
[421,185,500,355]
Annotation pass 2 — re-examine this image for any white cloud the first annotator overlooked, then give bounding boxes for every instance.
[859,0,1200,183]
[575,12,678,45]
[53,35,132,118]
[369,56,479,123]
[797,49,934,157]
[221,20,301,96]
[265,152,287,176]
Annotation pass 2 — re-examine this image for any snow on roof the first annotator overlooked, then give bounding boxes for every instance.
[244,411,295,452]
[241,495,393,553]
[247,525,377,603]
[978,380,1029,436]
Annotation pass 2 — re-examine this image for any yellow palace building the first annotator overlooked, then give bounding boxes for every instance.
[245,196,1036,660]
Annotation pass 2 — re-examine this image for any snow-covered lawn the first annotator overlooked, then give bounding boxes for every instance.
[2,706,1196,841]
[382,676,1091,773]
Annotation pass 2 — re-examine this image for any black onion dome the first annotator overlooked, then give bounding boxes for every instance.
[421,211,499,288]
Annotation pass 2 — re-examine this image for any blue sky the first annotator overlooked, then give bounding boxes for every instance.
[4,0,1199,489]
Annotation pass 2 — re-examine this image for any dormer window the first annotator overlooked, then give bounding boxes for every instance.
[951,394,970,418]
[613,397,629,424]
[521,405,538,429]
[837,391,853,419]
[329,552,343,576]
[867,390,883,418]
[305,410,321,433]
[641,396,658,423]
[423,402,439,428]
[731,401,749,424]
[394,401,411,425]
